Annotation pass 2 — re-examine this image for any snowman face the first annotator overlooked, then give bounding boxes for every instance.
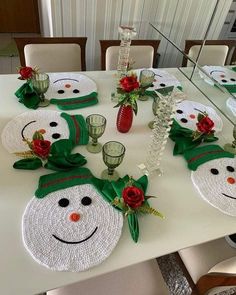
[47,73,97,99]
[22,184,123,271]
[192,158,236,216]
[1,110,69,153]
[175,100,223,132]
[147,70,182,90]
[208,69,236,85]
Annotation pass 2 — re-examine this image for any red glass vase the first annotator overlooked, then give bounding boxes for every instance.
[116,105,133,133]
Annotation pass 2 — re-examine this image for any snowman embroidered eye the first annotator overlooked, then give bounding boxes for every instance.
[49,122,58,127]
[57,90,65,94]
[58,198,70,207]
[231,78,236,82]
[81,196,92,206]
[180,118,188,123]
[160,83,166,87]
[73,89,80,94]
[52,133,61,139]
[221,79,227,83]
[176,109,183,114]
[226,166,235,172]
[210,168,219,175]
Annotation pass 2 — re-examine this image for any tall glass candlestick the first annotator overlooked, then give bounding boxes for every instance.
[117,26,137,79]
[138,86,176,177]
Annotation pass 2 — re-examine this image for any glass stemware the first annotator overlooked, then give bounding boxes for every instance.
[31,73,50,107]
[138,69,155,101]
[101,141,126,181]
[224,124,236,154]
[86,114,106,153]
[148,95,160,129]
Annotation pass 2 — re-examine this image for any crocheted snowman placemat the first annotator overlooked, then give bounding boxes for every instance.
[22,168,123,271]
[201,66,236,94]
[184,145,236,216]
[1,110,88,154]
[175,100,223,132]
[47,73,98,110]
[227,97,236,117]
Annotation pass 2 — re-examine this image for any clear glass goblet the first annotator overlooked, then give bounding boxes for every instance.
[86,114,106,153]
[31,73,50,107]
[101,141,126,181]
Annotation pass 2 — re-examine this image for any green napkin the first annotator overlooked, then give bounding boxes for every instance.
[15,82,41,109]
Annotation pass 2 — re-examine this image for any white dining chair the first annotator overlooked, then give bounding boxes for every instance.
[182,40,236,67]
[100,40,160,70]
[47,259,169,295]
[178,237,236,294]
[14,37,87,72]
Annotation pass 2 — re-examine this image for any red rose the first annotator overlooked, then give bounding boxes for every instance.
[122,186,145,209]
[19,66,35,80]
[32,139,51,159]
[196,116,215,134]
[120,75,139,92]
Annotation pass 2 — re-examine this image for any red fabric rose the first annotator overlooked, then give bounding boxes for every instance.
[196,116,214,134]
[120,75,139,92]
[19,67,35,80]
[122,186,145,209]
[32,139,51,159]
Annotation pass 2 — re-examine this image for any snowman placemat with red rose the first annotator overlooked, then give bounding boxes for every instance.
[1,110,89,171]
[47,73,98,110]
[169,100,223,155]
[22,168,163,271]
[184,145,236,216]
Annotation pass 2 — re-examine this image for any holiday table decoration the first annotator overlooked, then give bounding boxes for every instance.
[224,124,236,154]
[138,86,176,176]
[183,145,236,216]
[102,175,163,242]
[31,72,50,107]
[48,73,98,110]
[170,110,218,155]
[1,110,88,155]
[200,66,236,95]
[115,72,139,132]
[22,167,123,271]
[169,100,223,155]
[15,66,42,109]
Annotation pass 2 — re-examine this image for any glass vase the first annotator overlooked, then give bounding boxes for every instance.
[116,105,133,133]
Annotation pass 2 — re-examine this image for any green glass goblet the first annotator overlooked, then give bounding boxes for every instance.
[101,141,126,181]
[86,114,106,153]
[31,73,50,107]
[148,95,160,129]
[138,69,155,101]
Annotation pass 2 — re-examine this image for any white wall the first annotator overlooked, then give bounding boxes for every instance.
[29,0,234,70]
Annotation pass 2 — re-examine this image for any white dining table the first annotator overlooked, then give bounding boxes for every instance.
[0,68,236,295]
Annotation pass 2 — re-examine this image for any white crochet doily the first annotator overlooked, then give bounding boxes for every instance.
[46,73,97,99]
[200,66,236,87]
[1,110,70,154]
[22,184,123,272]
[175,100,223,132]
[192,157,236,216]
[135,68,182,90]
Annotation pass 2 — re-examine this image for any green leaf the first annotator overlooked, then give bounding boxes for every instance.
[127,213,139,243]
[197,113,204,122]
[13,158,42,170]
[32,131,44,140]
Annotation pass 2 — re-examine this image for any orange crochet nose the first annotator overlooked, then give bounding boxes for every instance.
[69,212,80,222]
[227,177,235,185]
[189,114,196,119]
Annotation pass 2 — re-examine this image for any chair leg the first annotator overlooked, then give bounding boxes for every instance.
[173,252,197,292]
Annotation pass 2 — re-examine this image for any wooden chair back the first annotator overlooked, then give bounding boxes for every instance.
[99,40,160,70]
[14,37,87,71]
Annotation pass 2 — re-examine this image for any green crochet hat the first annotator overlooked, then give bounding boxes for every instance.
[61,112,88,145]
[35,167,106,198]
[184,144,234,171]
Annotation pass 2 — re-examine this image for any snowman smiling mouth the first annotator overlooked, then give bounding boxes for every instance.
[222,193,236,200]
[52,226,98,244]
[21,120,36,140]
